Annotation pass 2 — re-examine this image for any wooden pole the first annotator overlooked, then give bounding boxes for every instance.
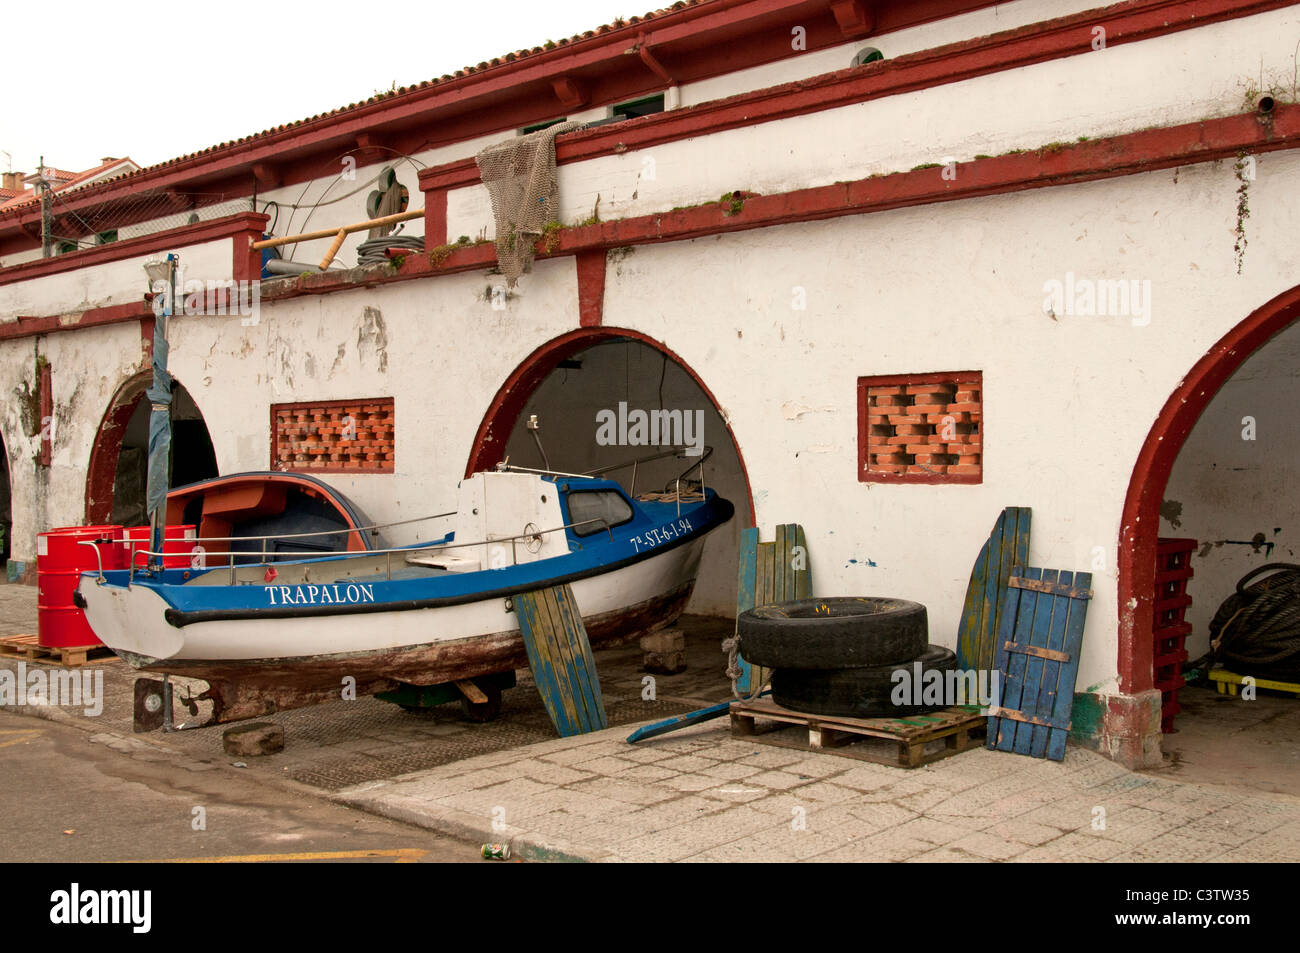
[319,229,349,271]
[251,208,424,251]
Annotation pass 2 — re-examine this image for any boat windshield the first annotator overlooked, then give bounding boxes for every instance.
[566,489,634,537]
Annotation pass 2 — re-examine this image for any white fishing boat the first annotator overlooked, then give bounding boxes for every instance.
[75,467,733,725]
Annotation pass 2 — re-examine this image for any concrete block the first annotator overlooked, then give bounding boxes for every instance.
[641,628,687,673]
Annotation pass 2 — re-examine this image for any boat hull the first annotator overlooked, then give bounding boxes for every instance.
[85,534,706,723]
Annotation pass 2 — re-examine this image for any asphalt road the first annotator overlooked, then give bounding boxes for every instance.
[0,709,481,863]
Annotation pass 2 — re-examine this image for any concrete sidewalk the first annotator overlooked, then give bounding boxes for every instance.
[7,581,1300,863]
[335,715,1300,863]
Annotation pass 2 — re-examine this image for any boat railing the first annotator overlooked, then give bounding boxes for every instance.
[78,510,460,582]
[82,516,618,586]
[499,450,710,516]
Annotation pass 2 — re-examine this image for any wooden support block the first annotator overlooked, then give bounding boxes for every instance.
[455,679,489,705]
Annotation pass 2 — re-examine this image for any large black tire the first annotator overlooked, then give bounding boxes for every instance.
[771,645,957,718]
[738,597,927,669]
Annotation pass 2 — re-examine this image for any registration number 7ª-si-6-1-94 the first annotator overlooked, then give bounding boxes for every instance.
[629,517,693,553]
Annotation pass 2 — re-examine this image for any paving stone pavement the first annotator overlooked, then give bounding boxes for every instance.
[336,717,1300,863]
[7,581,1300,863]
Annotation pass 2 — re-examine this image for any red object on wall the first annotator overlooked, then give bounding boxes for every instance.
[271,398,395,473]
[857,371,982,484]
[36,525,125,647]
[1153,537,1196,733]
[37,359,53,467]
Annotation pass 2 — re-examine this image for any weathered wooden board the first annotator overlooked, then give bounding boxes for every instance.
[514,585,607,737]
[956,507,1031,678]
[987,567,1091,761]
[735,523,810,696]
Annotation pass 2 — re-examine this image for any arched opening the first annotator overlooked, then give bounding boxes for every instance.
[1119,284,1300,781]
[467,327,754,618]
[86,372,219,526]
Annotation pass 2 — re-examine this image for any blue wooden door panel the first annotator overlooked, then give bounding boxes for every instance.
[987,567,1092,761]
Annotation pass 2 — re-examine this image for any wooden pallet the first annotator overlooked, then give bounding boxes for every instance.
[1208,667,1300,698]
[729,697,985,768]
[0,634,118,667]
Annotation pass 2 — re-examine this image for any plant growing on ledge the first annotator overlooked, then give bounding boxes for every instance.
[539,220,564,255]
[720,190,749,216]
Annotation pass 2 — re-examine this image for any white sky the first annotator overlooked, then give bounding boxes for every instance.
[2,0,634,176]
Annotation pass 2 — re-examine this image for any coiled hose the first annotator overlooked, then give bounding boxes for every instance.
[356,232,425,266]
[1201,563,1300,680]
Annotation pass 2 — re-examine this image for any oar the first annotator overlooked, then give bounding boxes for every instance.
[626,691,770,744]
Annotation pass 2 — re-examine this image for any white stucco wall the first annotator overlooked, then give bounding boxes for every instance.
[0,238,233,319]
[0,9,1296,710]
[446,6,1300,243]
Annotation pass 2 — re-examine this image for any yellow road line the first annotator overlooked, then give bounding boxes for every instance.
[0,728,43,749]
[122,848,429,864]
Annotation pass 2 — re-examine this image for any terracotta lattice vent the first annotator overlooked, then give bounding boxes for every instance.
[857,372,982,484]
[271,398,395,473]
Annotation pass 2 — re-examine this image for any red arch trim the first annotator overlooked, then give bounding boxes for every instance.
[85,372,152,525]
[1118,284,1300,693]
[464,326,756,525]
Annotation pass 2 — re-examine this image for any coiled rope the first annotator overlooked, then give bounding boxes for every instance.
[1201,563,1300,680]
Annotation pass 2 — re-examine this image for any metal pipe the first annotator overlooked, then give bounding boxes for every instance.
[76,540,105,583]
[263,258,345,276]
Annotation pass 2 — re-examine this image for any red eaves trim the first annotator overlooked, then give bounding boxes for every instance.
[418,0,1296,193]
[0,212,268,288]
[0,0,1008,245]
[2,301,154,342]
[255,106,1299,306]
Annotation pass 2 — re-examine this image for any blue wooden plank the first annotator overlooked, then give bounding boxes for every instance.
[1046,571,1092,761]
[1011,569,1059,755]
[554,584,606,731]
[515,590,579,737]
[537,587,592,733]
[992,566,1042,752]
[735,527,760,695]
[985,568,1025,750]
[976,510,1008,675]
[957,533,992,673]
[990,508,1032,675]
[1027,570,1074,757]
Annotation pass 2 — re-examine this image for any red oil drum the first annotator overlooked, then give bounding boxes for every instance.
[36,525,125,648]
[123,524,198,569]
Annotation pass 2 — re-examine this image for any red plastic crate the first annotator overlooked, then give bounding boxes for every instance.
[1153,538,1197,733]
